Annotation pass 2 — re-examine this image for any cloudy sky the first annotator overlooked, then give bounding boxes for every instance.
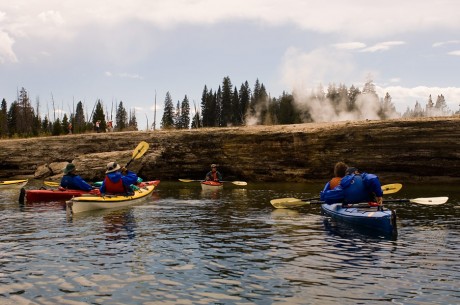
[1,0,460,129]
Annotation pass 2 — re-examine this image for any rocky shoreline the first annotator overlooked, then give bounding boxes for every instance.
[1,116,459,184]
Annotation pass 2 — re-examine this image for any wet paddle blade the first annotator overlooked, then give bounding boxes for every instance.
[270,198,307,209]
[230,181,247,186]
[410,197,448,205]
[382,183,402,194]
[44,181,60,187]
[132,141,149,159]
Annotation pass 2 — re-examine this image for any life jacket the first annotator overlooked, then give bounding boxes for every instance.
[341,174,371,204]
[103,176,126,193]
[329,177,342,189]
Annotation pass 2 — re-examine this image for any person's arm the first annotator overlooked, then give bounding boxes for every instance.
[217,171,222,181]
[74,176,93,191]
[121,170,138,186]
[363,173,383,205]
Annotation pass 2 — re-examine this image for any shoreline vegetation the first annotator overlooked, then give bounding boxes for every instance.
[1,77,459,139]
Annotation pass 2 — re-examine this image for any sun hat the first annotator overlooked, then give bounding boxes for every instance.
[63,163,76,174]
[211,164,217,168]
[106,161,121,173]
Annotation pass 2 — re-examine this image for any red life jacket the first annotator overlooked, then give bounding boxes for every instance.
[104,176,125,193]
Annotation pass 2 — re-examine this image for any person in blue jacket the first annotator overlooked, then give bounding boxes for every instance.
[60,163,93,191]
[320,167,383,206]
[100,161,138,194]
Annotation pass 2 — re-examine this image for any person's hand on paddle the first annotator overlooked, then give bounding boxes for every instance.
[121,166,128,175]
[376,196,383,206]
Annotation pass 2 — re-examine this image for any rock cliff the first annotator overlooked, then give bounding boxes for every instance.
[1,116,459,183]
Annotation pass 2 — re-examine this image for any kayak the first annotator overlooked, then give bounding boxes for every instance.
[66,180,160,214]
[201,180,223,191]
[321,203,397,235]
[22,187,100,203]
[0,179,28,189]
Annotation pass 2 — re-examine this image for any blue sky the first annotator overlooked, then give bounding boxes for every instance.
[1,0,460,129]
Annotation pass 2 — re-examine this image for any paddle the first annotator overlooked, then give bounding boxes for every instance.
[126,141,150,167]
[270,183,402,209]
[383,197,449,205]
[178,179,247,186]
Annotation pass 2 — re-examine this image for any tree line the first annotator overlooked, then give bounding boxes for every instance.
[160,76,457,129]
[1,78,458,138]
[0,87,138,138]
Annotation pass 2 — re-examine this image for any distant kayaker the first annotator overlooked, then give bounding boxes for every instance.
[60,163,93,191]
[328,161,348,189]
[100,161,138,194]
[320,166,383,206]
[205,164,222,182]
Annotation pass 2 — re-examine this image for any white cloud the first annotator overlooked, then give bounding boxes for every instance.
[433,40,460,47]
[333,42,366,50]
[0,31,18,63]
[448,50,460,56]
[360,41,405,53]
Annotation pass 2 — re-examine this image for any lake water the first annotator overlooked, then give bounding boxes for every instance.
[0,180,459,305]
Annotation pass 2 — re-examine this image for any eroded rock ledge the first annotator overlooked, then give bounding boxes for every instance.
[1,116,459,183]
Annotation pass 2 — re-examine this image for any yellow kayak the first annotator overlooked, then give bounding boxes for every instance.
[66,180,159,214]
[0,179,28,189]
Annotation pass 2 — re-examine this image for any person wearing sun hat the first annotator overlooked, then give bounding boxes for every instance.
[205,164,222,182]
[60,163,93,191]
[99,161,138,194]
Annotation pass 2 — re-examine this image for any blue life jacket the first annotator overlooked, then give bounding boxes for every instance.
[341,174,371,204]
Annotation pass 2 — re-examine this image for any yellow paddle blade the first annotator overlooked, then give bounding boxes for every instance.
[132,141,149,159]
[230,181,247,186]
[178,179,198,183]
[382,183,402,194]
[270,198,307,209]
[44,181,60,187]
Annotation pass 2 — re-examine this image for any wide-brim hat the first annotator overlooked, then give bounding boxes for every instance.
[106,161,121,173]
[211,164,217,168]
[63,163,76,174]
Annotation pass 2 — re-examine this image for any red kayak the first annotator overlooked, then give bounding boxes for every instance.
[21,180,160,203]
[22,187,101,203]
[201,180,223,191]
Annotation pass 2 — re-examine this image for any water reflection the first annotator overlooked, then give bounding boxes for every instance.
[0,181,459,304]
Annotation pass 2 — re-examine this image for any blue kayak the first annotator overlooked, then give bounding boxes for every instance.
[321,203,397,236]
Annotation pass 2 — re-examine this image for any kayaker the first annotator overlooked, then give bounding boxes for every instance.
[60,163,93,191]
[320,166,383,206]
[100,161,138,194]
[328,161,348,189]
[205,164,222,182]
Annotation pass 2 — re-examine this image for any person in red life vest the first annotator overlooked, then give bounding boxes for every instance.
[205,164,222,182]
[100,161,138,194]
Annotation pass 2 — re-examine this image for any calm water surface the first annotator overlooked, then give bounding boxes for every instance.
[0,180,459,305]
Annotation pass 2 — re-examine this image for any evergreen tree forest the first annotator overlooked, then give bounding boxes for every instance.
[1,79,458,139]
[0,88,138,138]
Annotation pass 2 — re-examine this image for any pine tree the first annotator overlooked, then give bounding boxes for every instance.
[92,100,106,132]
[231,87,241,125]
[180,95,190,129]
[161,92,174,129]
[115,101,128,131]
[238,81,251,125]
[52,118,62,136]
[220,76,233,126]
[61,114,69,134]
[174,101,181,128]
[0,99,8,137]
[128,108,138,130]
[74,101,86,134]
